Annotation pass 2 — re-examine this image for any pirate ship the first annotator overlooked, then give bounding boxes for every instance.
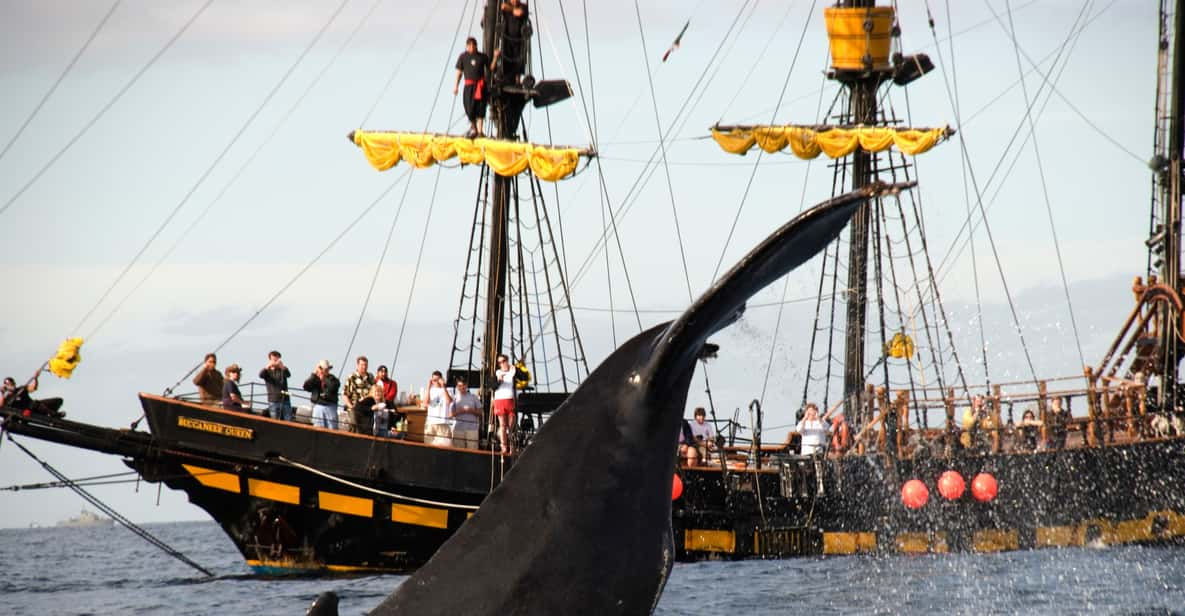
[2,0,1182,573]
[2,0,590,574]
[673,0,1185,559]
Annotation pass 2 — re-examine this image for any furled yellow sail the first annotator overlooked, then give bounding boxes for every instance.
[48,337,84,379]
[351,131,586,181]
[710,125,949,159]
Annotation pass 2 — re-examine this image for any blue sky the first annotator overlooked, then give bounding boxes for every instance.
[0,0,1159,528]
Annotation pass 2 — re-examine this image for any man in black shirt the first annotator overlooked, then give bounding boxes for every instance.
[2,375,65,418]
[453,37,492,138]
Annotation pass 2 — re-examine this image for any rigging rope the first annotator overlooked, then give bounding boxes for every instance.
[5,433,214,577]
[276,455,479,510]
[0,0,121,166]
[632,0,694,302]
[75,0,352,342]
[388,0,478,371]
[359,1,441,127]
[710,0,819,284]
[1001,0,1091,370]
[928,2,1107,292]
[0,0,213,220]
[937,0,993,390]
[555,0,644,332]
[89,0,385,342]
[166,169,411,394]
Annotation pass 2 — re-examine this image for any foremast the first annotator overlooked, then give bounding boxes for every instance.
[710,1,949,448]
[832,0,884,425]
[349,0,592,421]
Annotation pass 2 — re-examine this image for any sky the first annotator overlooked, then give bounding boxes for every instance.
[0,0,1161,529]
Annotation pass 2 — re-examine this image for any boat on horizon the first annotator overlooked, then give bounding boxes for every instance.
[55,509,115,529]
[3,0,1185,574]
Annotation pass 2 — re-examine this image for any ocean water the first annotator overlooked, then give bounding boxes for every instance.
[2,521,1185,615]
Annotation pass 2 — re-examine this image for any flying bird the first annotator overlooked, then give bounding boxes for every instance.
[662,21,690,62]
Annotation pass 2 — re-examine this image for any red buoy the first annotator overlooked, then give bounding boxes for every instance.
[937,470,965,500]
[672,474,684,501]
[901,479,929,509]
[971,472,998,502]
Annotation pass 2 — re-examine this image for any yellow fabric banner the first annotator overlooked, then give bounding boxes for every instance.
[787,127,821,159]
[753,126,789,154]
[481,139,532,177]
[352,131,583,181]
[710,125,948,159]
[710,128,757,155]
[397,133,436,168]
[815,128,860,158]
[529,146,581,182]
[48,337,84,379]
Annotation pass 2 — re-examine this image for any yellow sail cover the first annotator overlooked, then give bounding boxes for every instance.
[352,130,585,182]
[711,125,949,159]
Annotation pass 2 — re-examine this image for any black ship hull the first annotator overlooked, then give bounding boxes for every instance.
[7,393,1185,574]
[3,395,506,574]
[674,437,1185,559]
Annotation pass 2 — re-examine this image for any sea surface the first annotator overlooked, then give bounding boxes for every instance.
[2,521,1185,615]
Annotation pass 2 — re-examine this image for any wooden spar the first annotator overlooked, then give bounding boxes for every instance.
[710,123,954,136]
[344,129,597,156]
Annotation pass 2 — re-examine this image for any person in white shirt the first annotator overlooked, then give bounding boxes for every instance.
[449,377,483,449]
[796,402,830,456]
[493,354,517,455]
[422,370,453,446]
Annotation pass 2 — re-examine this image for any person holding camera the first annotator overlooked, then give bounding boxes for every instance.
[303,360,340,430]
[422,370,453,446]
[493,354,517,455]
[259,350,292,420]
[688,407,717,463]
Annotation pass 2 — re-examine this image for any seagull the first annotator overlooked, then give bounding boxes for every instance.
[661,21,690,62]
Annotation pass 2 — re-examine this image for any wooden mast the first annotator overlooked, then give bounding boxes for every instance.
[836,0,883,427]
[481,0,528,386]
[1164,0,1185,408]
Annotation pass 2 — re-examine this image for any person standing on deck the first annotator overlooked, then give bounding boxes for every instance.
[423,370,453,446]
[449,376,482,449]
[375,365,398,409]
[221,364,248,412]
[193,353,223,406]
[259,350,292,420]
[493,354,517,455]
[304,360,340,430]
[342,356,375,434]
[796,402,830,456]
[453,37,493,138]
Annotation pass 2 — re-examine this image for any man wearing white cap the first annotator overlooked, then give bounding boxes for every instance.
[303,360,341,430]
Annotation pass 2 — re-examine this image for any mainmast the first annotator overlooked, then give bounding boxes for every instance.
[1163,0,1185,402]
[835,0,882,422]
[481,0,522,379]
[1147,0,1185,410]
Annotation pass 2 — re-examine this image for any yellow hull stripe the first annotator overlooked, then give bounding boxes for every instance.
[246,559,394,574]
[392,503,448,529]
[683,529,736,553]
[973,529,1019,552]
[822,532,877,555]
[247,478,300,504]
[183,464,240,493]
[1035,511,1185,548]
[318,491,373,518]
